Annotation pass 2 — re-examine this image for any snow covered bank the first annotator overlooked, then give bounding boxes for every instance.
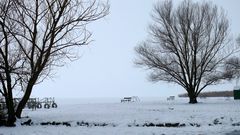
[0,97,240,135]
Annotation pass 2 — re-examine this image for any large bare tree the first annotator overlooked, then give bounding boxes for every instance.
[0,0,109,125]
[135,0,236,103]
[0,0,25,126]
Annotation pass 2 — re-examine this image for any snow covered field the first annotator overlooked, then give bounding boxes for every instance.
[1,97,240,135]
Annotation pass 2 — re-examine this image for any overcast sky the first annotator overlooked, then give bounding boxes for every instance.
[30,0,240,98]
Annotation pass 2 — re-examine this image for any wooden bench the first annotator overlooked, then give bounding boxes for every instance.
[167,96,175,101]
[121,96,140,103]
[121,97,132,102]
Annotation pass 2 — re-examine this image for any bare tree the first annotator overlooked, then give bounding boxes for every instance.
[224,36,240,83]
[0,0,109,123]
[0,0,25,126]
[135,0,236,103]
[224,57,240,79]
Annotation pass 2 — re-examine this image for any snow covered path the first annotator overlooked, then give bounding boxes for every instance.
[1,98,240,135]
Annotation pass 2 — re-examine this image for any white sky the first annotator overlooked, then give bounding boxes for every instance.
[30,0,240,98]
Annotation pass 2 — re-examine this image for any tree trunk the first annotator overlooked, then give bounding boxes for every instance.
[16,70,40,118]
[6,111,16,127]
[187,88,198,104]
[189,96,198,104]
[5,97,16,126]
[15,81,35,118]
[3,66,17,126]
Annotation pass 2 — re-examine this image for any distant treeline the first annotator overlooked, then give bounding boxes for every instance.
[178,91,233,98]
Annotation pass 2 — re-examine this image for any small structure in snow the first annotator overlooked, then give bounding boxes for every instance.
[121,96,140,103]
[233,86,240,100]
[167,96,175,101]
[0,97,57,110]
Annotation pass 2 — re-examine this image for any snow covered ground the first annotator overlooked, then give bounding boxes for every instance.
[1,97,240,135]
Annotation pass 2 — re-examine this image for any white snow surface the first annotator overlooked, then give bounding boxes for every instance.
[1,97,240,135]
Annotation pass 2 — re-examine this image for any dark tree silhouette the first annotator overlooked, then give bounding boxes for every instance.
[0,0,24,126]
[0,0,109,125]
[224,36,240,82]
[135,0,236,103]
[224,57,240,78]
